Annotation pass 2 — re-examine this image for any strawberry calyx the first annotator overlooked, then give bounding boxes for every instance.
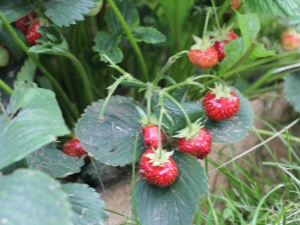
[209,83,235,99]
[136,106,158,126]
[209,25,235,43]
[190,35,215,52]
[145,149,174,166]
[173,119,205,140]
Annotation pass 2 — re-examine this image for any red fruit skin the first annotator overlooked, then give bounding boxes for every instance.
[188,46,219,69]
[177,128,212,160]
[281,30,300,51]
[203,90,240,121]
[26,21,42,45]
[142,125,164,149]
[63,138,89,161]
[214,30,239,62]
[139,149,178,187]
[15,13,36,31]
[15,16,29,31]
[231,0,240,10]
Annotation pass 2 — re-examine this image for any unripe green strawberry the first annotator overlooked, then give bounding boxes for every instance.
[0,46,9,67]
[86,0,103,16]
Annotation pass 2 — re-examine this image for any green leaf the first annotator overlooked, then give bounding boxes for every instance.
[284,72,300,113]
[134,151,209,225]
[244,0,300,17]
[44,0,96,27]
[29,26,69,55]
[0,0,34,27]
[152,95,206,135]
[0,87,69,170]
[0,169,73,225]
[26,143,85,178]
[237,12,260,48]
[0,28,25,61]
[75,96,145,166]
[1,159,28,175]
[105,0,139,35]
[94,31,123,64]
[61,183,109,225]
[14,58,37,90]
[131,26,166,44]
[160,0,193,46]
[204,87,254,143]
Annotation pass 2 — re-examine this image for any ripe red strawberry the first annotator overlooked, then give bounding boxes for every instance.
[177,127,212,160]
[26,21,43,44]
[211,29,238,62]
[281,29,300,51]
[15,13,36,31]
[188,35,218,69]
[63,137,89,161]
[203,84,240,121]
[231,0,240,10]
[142,125,164,149]
[139,149,178,187]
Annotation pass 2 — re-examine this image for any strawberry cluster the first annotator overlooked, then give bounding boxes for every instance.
[139,83,240,187]
[188,28,238,69]
[15,12,44,45]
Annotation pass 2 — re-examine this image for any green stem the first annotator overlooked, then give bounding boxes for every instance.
[153,50,189,86]
[64,52,94,103]
[0,13,79,120]
[90,157,107,197]
[105,208,135,221]
[207,197,219,225]
[98,75,131,121]
[250,128,300,143]
[163,92,193,131]
[106,0,149,81]
[229,41,257,71]
[202,8,212,41]
[210,0,221,30]
[0,79,13,95]
[131,135,140,225]
[146,83,153,123]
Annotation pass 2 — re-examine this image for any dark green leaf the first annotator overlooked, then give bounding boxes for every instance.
[61,183,109,225]
[131,27,166,44]
[44,0,96,27]
[0,28,25,61]
[26,143,85,178]
[152,95,206,135]
[105,0,139,35]
[0,87,69,170]
[94,31,123,64]
[244,0,300,17]
[14,58,37,90]
[134,151,209,225]
[204,87,254,143]
[75,96,145,166]
[0,0,34,27]
[1,159,28,175]
[0,169,73,225]
[284,72,300,113]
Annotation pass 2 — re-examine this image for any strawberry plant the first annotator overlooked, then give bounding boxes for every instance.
[1,0,300,224]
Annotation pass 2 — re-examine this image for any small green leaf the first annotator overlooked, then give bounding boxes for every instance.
[284,72,300,113]
[0,169,73,225]
[0,0,34,27]
[14,58,37,90]
[0,87,69,170]
[105,0,139,35]
[204,87,254,143]
[75,96,145,166]
[244,0,300,17]
[28,26,69,55]
[94,31,123,64]
[26,143,85,178]
[152,95,206,135]
[131,26,166,44]
[61,183,109,225]
[44,0,96,27]
[134,151,208,225]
